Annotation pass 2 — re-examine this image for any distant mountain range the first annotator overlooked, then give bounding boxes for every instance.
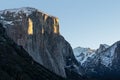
[74,42,120,80]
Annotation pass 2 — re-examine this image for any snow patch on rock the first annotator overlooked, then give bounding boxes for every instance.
[100,44,117,67]
[0,7,37,17]
[73,47,95,65]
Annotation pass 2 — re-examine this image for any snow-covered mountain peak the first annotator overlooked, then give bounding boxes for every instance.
[74,47,95,57]
[115,40,120,46]
[0,7,58,28]
[96,44,109,53]
[100,43,117,67]
[73,41,120,79]
[100,44,109,48]
[73,47,95,64]
[0,7,38,27]
[0,7,37,16]
[73,42,120,68]
[0,7,58,18]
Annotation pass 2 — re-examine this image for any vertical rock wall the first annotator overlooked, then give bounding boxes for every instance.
[0,7,78,77]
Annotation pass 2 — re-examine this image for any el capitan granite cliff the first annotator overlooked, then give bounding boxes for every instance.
[0,7,79,78]
[0,23,67,80]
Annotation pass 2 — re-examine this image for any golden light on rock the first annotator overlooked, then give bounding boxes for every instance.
[28,18,33,35]
[53,18,59,34]
[42,27,44,34]
[56,18,59,23]
[54,25,57,34]
[44,15,48,21]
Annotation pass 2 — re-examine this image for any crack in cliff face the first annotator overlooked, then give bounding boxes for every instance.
[0,7,78,77]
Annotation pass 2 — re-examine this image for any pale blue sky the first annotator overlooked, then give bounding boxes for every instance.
[0,0,120,49]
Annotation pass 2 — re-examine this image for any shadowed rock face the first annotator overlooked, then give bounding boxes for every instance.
[0,7,78,77]
[0,23,67,80]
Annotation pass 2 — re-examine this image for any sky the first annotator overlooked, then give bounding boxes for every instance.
[0,0,120,49]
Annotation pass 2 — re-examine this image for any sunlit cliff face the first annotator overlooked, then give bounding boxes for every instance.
[53,18,59,34]
[44,15,48,21]
[28,18,33,35]
[27,16,59,35]
[42,27,44,34]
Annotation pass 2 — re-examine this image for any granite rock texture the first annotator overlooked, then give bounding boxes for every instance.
[0,23,66,80]
[0,7,78,77]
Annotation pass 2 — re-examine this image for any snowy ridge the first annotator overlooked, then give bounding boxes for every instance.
[100,44,117,67]
[0,7,37,26]
[0,7,58,18]
[73,42,120,68]
[102,44,109,48]
[73,47,95,64]
[0,7,58,27]
[0,7,37,16]
[74,41,120,79]
[96,44,109,53]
